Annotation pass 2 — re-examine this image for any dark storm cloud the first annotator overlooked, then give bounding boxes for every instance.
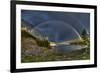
[21,10,90,42]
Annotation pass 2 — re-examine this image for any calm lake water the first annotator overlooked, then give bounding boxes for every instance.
[53,45,84,54]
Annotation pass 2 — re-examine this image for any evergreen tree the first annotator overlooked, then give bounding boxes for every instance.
[81,29,87,37]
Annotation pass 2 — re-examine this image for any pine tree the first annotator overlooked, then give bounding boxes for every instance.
[81,29,87,37]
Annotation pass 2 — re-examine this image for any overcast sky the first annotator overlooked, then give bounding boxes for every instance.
[21,10,90,42]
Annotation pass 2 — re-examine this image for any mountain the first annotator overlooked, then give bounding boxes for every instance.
[22,20,48,41]
[21,19,34,30]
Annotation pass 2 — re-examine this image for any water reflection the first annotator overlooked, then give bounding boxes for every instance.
[53,45,85,54]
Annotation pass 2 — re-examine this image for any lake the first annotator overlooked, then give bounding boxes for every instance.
[53,45,85,54]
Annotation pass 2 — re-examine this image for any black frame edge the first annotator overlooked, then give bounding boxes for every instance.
[15,64,96,72]
[10,1,16,73]
[15,0,97,9]
[94,6,97,67]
